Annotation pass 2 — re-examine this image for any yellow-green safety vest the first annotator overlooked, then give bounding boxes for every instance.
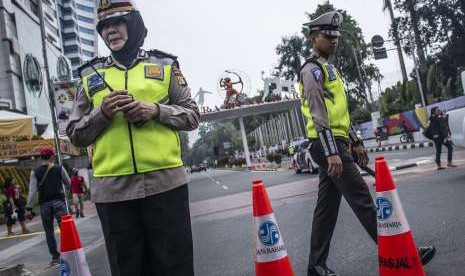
[299,61,350,139]
[82,61,183,177]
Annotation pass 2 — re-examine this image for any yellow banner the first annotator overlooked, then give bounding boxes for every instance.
[0,139,81,159]
[0,118,33,139]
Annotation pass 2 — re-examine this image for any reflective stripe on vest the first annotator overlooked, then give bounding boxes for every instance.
[299,62,350,139]
[82,62,183,177]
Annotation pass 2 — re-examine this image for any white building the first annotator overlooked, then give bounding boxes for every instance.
[0,0,72,128]
[58,0,98,77]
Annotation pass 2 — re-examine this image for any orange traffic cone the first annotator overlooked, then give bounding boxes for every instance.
[60,214,92,276]
[375,156,425,276]
[252,179,294,276]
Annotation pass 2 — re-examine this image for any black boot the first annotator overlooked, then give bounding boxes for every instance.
[308,265,337,276]
[419,246,436,265]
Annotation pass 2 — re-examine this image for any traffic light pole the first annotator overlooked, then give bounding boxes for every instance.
[38,0,63,166]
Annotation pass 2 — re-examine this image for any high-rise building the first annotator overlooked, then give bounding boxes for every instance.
[58,0,98,77]
[0,0,72,127]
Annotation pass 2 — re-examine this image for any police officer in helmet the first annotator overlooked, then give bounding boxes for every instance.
[67,0,199,274]
[299,11,436,276]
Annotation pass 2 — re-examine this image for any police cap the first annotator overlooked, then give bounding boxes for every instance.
[97,0,137,21]
[303,11,343,37]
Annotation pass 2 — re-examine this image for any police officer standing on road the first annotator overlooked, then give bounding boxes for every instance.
[299,11,436,276]
[66,0,199,275]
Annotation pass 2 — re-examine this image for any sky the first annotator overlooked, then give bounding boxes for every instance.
[98,0,416,108]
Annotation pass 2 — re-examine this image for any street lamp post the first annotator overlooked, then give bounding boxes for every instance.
[38,0,62,166]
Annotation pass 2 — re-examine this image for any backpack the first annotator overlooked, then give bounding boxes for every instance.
[422,125,433,140]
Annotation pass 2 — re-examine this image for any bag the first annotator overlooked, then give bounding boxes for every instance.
[38,163,53,188]
[17,195,27,207]
[422,125,433,140]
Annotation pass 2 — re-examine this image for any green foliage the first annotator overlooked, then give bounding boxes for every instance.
[266,153,283,165]
[379,81,420,117]
[392,0,465,100]
[184,122,242,166]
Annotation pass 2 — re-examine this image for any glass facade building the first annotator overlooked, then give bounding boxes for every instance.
[58,0,98,77]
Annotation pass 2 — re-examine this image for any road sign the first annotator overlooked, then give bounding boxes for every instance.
[371,35,387,60]
[374,47,388,60]
[371,35,385,48]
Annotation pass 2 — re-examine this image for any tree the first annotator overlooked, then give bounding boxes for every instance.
[392,0,465,99]
[275,2,380,115]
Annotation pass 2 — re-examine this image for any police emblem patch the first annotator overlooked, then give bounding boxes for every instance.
[325,64,337,81]
[311,68,322,81]
[87,72,106,95]
[145,65,164,80]
[100,0,111,9]
[173,69,187,87]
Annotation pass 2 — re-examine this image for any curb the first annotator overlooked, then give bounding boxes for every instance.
[360,159,434,176]
[367,142,433,153]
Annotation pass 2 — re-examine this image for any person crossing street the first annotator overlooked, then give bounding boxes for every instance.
[299,11,436,276]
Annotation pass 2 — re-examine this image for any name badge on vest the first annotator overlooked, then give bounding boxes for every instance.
[145,65,164,80]
[325,64,337,81]
[87,72,106,96]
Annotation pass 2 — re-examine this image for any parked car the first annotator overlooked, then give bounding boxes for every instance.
[190,163,207,173]
[448,107,465,148]
[292,141,318,174]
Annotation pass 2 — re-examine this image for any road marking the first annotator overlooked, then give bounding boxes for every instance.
[0,227,60,240]
[0,214,96,261]
[84,237,105,254]
[222,185,229,190]
[205,173,219,183]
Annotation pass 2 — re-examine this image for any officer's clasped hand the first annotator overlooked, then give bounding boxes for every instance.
[101,90,133,119]
[118,99,160,124]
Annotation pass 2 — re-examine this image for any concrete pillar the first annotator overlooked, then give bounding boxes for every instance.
[286,112,293,141]
[239,117,251,168]
[258,126,265,149]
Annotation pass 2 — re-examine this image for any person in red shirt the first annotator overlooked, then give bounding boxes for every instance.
[3,177,29,235]
[70,168,87,218]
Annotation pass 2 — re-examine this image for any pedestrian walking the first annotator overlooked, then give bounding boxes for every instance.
[429,106,456,170]
[70,168,87,218]
[66,1,199,275]
[25,147,70,265]
[299,11,436,276]
[3,177,30,236]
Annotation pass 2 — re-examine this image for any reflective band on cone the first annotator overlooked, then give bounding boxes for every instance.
[252,179,294,276]
[375,156,425,276]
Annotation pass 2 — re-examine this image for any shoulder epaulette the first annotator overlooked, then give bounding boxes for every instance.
[146,49,178,60]
[146,49,180,68]
[298,55,324,82]
[78,56,108,78]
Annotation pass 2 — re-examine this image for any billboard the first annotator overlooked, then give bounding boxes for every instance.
[53,80,77,135]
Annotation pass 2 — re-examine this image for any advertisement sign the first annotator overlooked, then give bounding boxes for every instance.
[53,80,78,135]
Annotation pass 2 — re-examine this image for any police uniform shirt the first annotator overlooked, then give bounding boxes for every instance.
[300,53,362,155]
[67,51,199,203]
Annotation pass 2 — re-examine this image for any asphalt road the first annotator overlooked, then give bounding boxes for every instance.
[1,147,464,275]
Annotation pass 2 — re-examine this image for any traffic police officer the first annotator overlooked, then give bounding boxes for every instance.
[299,11,436,276]
[66,0,199,275]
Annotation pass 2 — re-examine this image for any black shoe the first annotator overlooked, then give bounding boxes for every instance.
[80,213,85,218]
[418,246,436,265]
[50,256,60,266]
[308,265,337,276]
